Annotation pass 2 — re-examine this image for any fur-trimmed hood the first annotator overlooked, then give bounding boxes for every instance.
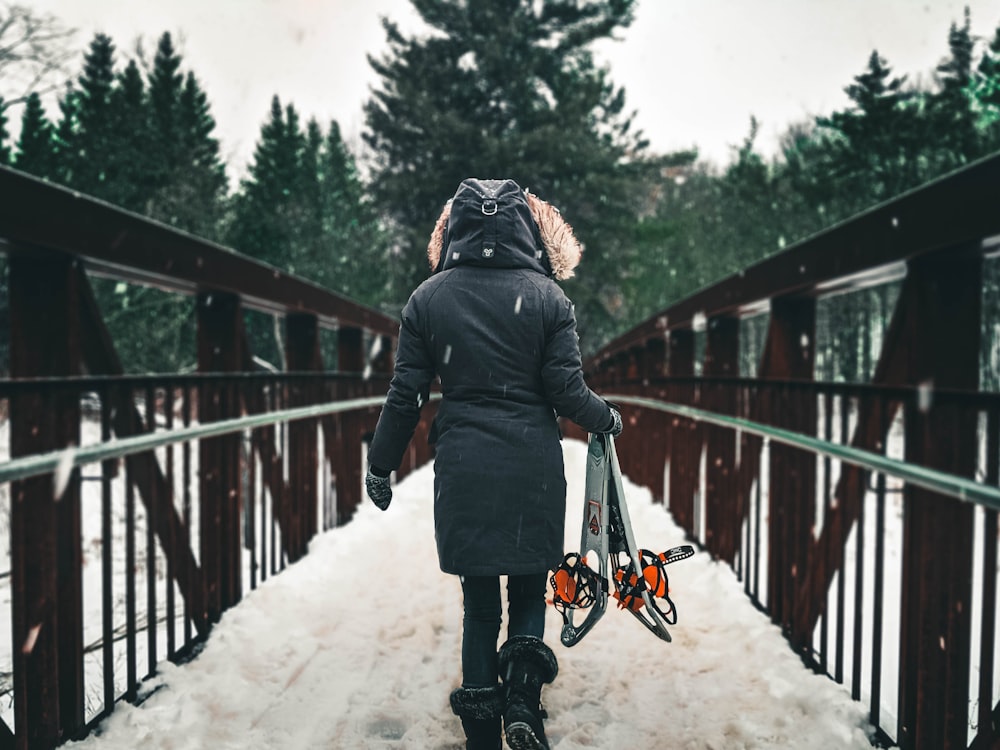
[426,179,582,281]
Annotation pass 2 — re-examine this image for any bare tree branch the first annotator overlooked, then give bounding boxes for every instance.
[0,2,76,109]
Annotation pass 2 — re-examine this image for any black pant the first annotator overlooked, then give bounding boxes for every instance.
[460,573,547,688]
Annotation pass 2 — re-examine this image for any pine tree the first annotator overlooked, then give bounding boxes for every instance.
[618,149,701,319]
[63,32,223,373]
[148,32,183,156]
[928,7,980,168]
[145,32,184,213]
[719,119,784,265]
[292,118,325,278]
[120,38,226,372]
[974,22,1000,150]
[230,96,303,269]
[363,0,648,349]
[229,99,391,365]
[141,34,227,237]
[227,96,305,366]
[777,119,845,230]
[179,72,221,164]
[937,8,976,94]
[109,59,150,212]
[14,92,55,177]
[316,121,390,305]
[817,50,918,204]
[51,84,79,186]
[73,33,119,197]
[167,71,228,237]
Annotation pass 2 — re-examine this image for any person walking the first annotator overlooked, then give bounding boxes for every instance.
[365,178,622,750]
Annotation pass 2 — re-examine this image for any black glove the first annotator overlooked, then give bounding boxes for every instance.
[365,465,392,511]
[605,406,623,438]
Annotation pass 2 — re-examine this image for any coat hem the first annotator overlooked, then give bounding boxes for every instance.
[441,559,561,577]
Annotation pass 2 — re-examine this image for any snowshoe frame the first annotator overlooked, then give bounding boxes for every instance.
[554,432,693,646]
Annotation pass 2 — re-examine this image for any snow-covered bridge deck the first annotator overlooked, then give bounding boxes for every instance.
[67,440,873,750]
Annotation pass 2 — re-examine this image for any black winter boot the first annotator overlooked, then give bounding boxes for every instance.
[449,685,502,750]
[498,636,559,750]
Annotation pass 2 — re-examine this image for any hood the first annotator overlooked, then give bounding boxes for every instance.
[427,178,582,281]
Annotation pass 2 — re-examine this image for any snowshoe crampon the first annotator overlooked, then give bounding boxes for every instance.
[551,553,602,611]
[552,432,694,646]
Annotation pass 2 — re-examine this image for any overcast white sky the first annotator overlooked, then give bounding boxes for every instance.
[20,0,1000,172]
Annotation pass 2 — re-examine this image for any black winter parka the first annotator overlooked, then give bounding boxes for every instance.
[368,179,612,576]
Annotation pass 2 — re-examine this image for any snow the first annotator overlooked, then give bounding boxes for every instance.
[63,439,874,750]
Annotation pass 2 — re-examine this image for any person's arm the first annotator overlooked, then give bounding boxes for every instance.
[368,296,435,473]
[540,292,619,434]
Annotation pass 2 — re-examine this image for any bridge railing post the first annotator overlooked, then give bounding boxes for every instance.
[704,316,739,563]
[897,251,981,750]
[196,291,245,620]
[335,326,364,524]
[641,337,668,503]
[667,329,697,538]
[8,253,85,748]
[285,312,321,556]
[614,347,642,487]
[762,296,816,650]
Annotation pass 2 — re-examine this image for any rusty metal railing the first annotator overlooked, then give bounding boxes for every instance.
[580,152,1000,749]
[0,377,434,740]
[578,383,1000,750]
[0,164,436,750]
[0,374,439,746]
[600,384,999,750]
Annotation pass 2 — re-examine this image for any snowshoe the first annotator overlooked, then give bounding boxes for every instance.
[552,432,694,645]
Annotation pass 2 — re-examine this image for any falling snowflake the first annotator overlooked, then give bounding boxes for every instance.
[917,379,934,413]
[53,446,77,500]
[22,624,41,655]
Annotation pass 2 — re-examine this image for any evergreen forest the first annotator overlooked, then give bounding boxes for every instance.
[1,1,999,378]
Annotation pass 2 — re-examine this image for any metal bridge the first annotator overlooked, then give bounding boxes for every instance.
[0,153,999,750]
